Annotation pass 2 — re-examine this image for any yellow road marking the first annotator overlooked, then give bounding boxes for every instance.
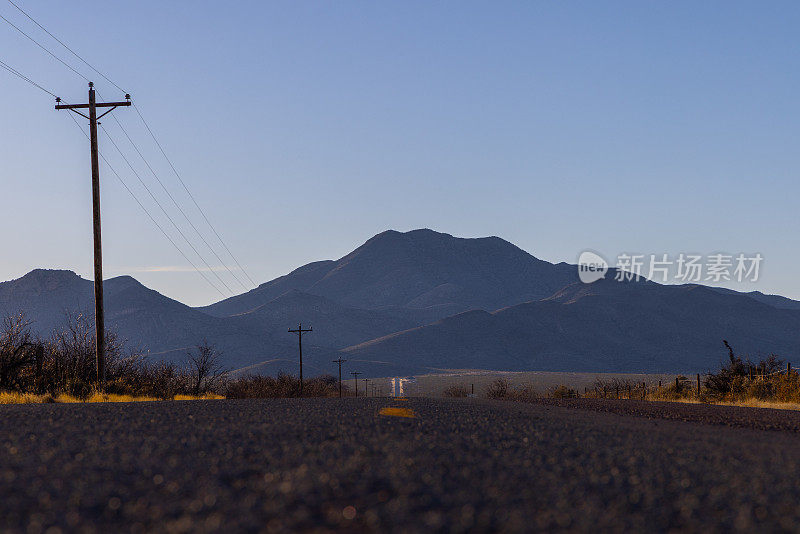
[393,397,409,401]
[379,407,417,418]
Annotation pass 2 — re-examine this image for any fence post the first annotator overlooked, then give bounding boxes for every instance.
[788,362,791,375]
[675,376,679,392]
[696,373,701,398]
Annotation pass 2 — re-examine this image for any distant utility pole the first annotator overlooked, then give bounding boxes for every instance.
[332,358,347,398]
[363,378,370,397]
[55,82,130,387]
[351,371,361,397]
[288,323,312,396]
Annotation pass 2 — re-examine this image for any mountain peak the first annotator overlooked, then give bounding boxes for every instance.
[202,228,577,318]
[20,268,79,280]
[13,269,83,291]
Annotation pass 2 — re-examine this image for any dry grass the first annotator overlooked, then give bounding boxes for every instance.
[175,393,224,401]
[0,391,222,404]
[640,392,800,412]
[0,392,55,404]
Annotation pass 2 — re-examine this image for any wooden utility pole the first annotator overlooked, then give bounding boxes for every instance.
[363,378,370,397]
[351,371,361,397]
[55,82,130,387]
[288,323,312,396]
[332,357,347,398]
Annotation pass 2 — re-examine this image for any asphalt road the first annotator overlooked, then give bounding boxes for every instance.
[2,397,800,533]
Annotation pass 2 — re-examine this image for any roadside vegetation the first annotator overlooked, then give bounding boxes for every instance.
[0,313,342,404]
[586,341,800,409]
[445,341,800,411]
[225,373,344,398]
[442,378,542,400]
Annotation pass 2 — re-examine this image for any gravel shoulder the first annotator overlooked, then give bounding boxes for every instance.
[528,397,800,432]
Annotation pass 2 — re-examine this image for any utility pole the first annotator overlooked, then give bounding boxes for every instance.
[288,323,312,396]
[332,358,347,398]
[55,82,130,387]
[351,371,361,397]
[363,378,370,397]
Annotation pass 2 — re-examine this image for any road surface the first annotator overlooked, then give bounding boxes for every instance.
[2,397,800,532]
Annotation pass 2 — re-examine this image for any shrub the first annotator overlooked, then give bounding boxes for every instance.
[0,313,36,391]
[704,341,786,401]
[548,384,577,399]
[443,384,469,397]
[225,373,342,398]
[484,378,510,399]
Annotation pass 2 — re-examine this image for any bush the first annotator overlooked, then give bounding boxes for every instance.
[0,313,36,391]
[547,384,577,399]
[484,378,510,399]
[704,341,787,401]
[443,384,469,397]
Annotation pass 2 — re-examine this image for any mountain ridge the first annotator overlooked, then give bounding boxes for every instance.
[4,230,800,375]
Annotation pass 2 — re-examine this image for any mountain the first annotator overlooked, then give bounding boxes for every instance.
[5,230,800,376]
[0,270,415,371]
[200,229,578,323]
[0,269,275,368]
[0,269,93,334]
[341,277,800,374]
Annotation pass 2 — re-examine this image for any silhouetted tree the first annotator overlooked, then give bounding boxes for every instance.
[187,340,227,395]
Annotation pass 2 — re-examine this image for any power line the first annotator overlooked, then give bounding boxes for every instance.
[6,0,126,93]
[3,1,256,291]
[0,11,89,82]
[0,58,228,299]
[100,123,234,296]
[99,123,233,296]
[132,104,259,287]
[66,112,227,298]
[106,111,249,291]
[0,57,58,98]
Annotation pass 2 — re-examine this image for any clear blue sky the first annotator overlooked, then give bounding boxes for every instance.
[1,1,799,305]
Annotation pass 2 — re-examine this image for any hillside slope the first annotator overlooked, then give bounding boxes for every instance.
[342,278,800,373]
